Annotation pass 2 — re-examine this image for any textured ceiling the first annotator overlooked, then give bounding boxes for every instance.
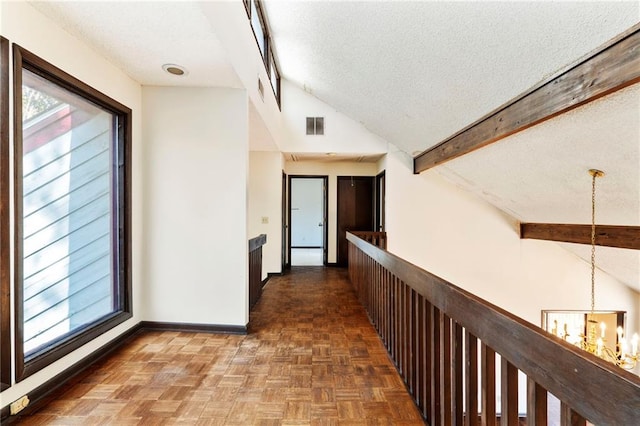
[439,84,640,290]
[439,84,640,226]
[30,1,242,88]
[264,1,639,156]
[263,1,640,291]
[29,1,640,291]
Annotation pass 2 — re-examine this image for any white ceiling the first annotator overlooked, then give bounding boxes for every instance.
[439,84,640,290]
[29,1,640,291]
[263,0,640,156]
[31,1,242,88]
[263,1,640,290]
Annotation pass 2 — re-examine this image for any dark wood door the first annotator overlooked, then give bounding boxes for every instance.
[337,176,374,266]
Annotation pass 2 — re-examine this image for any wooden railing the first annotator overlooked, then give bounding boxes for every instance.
[351,231,387,249]
[248,234,267,310]
[347,232,640,425]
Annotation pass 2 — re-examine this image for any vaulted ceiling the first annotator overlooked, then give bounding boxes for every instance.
[263,1,638,156]
[263,1,640,291]
[29,1,640,291]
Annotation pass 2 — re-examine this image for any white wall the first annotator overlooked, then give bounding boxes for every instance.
[142,87,249,326]
[200,2,284,148]
[248,151,283,278]
[0,1,143,407]
[384,144,640,332]
[384,144,640,408]
[280,81,388,155]
[285,161,378,263]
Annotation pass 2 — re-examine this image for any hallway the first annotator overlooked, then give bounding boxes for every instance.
[14,267,424,425]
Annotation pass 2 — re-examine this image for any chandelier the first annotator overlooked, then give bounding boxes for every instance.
[579,170,637,368]
[551,169,638,370]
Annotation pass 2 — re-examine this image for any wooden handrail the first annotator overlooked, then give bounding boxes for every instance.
[350,231,387,249]
[249,233,267,252]
[248,234,267,310]
[347,231,640,425]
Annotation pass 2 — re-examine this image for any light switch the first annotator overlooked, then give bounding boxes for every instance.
[261,216,269,224]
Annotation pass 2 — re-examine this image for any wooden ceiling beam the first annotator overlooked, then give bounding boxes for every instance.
[520,223,640,250]
[414,25,640,174]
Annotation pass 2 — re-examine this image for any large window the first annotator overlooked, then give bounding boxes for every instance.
[13,45,132,380]
[1,36,10,391]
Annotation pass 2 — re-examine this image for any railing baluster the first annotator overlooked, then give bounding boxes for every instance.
[346,233,640,426]
[396,278,405,372]
[378,262,382,329]
[398,278,404,373]
[560,403,586,426]
[481,344,496,426]
[384,271,393,354]
[403,283,411,385]
[431,305,442,425]
[386,270,392,352]
[465,330,479,426]
[410,288,418,396]
[527,378,547,426]
[441,313,453,425]
[453,322,464,425]
[424,298,433,422]
[500,358,518,426]
[394,276,400,366]
[372,261,377,328]
[416,293,425,412]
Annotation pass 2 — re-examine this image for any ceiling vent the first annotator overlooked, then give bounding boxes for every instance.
[306,117,324,135]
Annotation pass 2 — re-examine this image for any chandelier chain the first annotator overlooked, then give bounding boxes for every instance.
[590,172,596,316]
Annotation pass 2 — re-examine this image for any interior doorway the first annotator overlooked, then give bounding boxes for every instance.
[288,176,328,266]
[336,176,375,266]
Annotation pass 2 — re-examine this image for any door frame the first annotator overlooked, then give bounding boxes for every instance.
[287,175,329,267]
[281,171,287,272]
[375,170,386,232]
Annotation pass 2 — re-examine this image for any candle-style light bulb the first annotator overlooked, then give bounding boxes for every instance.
[632,333,639,356]
[600,322,606,339]
[617,326,624,342]
[621,338,628,356]
[596,338,604,357]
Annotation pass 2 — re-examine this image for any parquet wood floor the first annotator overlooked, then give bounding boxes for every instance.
[15,267,425,425]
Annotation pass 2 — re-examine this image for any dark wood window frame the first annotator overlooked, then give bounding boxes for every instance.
[249,0,269,67]
[269,46,281,108]
[1,36,11,391]
[13,45,132,381]
[243,0,250,18]
[246,0,282,109]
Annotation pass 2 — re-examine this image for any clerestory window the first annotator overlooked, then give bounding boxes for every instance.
[247,0,281,107]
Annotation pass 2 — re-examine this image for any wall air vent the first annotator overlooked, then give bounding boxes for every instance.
[306,117,324,135]
[258,78,264,101]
